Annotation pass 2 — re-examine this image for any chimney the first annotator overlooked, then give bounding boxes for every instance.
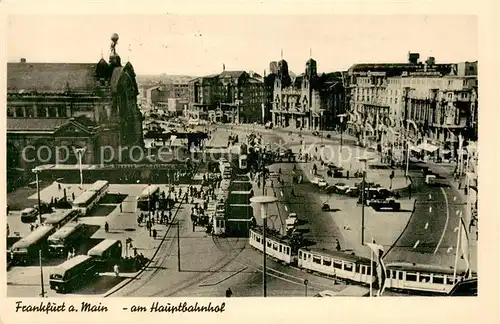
[425,57,436,65]
[20,58,26,63]
[408,52,420,65]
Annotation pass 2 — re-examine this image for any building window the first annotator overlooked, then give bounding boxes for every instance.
[58,106,67,117]
[26,107,34,117]
[15,107,24,117]
[7,107,14,117]
[37,106,47,117]
[395,98,398,104]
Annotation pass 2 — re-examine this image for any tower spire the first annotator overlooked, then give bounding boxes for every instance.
[309,47,312,59]
[281,48,283,60]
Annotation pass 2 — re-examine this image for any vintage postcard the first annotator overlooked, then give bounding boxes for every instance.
[1,1,498,323]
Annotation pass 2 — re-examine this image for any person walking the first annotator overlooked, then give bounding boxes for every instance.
[119,203,123,213]
[113,264,120,277]
[225,287,233,297]
[152,228,157,240]
[104,221,109,233]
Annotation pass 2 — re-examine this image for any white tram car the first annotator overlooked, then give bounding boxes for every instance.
[298,248,375,285]
[249,228,297,264]
[248,229,474,295]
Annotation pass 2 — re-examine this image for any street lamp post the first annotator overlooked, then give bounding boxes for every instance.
[338,114,347,149]
[32,168,43,225]
[250,195,278,298]
[357,157,375,245]
[148,184,152,237]
[74,147,86,190]
[39,249,45,297]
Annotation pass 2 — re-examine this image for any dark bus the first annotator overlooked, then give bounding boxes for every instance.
[47,223,86,257]
[136,185,160,211]
[10,225,56,264]
[49,255,98,293]
[87,239,123,272]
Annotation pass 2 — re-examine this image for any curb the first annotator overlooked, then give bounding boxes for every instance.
[103,136,217,297]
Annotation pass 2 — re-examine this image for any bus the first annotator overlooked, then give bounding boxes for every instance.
[87,239,122,272]
[87,180,109,200]
[47,223,86,257]
[43,209,80,229]
[72,190,101,215]
[10,225,56,264]
[136,185,160,211]
[49,255,98,293]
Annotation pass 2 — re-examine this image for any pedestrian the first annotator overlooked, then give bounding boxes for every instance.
[104,221,109,233]
[67,250,72,260]
[30,223,34,232]
[152,228,157,240]
[133,247,138,257]
[119,203,123,213]
[225,287,233,297]
[72,192,75,201]
[58,183,61,191]
[72,248,76,257]
[408,184,412,199]
[192,221,195,232]
[113,264,120,277]
[336,239,341,251]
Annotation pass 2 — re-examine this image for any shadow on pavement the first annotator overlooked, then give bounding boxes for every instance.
[87,205,117,217]
[73,275,129,295]
[100,194,128,204]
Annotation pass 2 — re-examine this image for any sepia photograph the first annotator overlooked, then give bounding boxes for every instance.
[2,9,491,319]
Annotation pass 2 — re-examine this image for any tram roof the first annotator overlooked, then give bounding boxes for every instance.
[299,247,372,264]
[385,262,470,275]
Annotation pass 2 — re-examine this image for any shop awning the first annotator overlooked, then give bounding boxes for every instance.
[418,142,439,153]
[410,145,421,152]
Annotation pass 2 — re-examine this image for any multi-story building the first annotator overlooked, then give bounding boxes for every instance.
[271,58,346,130]
[6,33,143,189]
[188,70,264,123]
[348,53,478,157]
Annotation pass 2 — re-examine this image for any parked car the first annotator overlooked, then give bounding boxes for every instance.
[317,178,328,188]
[20,208,38,223]
[370,199,401,211]
[345,187,360,197]
[334,182,350,194]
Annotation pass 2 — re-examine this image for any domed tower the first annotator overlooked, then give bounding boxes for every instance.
[96,57,110,79]
[305,58,317,79]
[277,59,292,88]
[109,33,122,68]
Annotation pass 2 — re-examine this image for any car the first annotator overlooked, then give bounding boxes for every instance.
[345,187,359,197]
[312,131,320,136]
[370,199,401,211]
[20,207,38,223]
[317,178,327,188]
[334,182,349,194]
[310,177,320,185]
[288,213,297,220]
[286,213,298,230]
[325,185,337,194]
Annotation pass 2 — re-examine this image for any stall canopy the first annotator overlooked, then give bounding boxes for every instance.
[409,145,422,153]
[418,142,439,153]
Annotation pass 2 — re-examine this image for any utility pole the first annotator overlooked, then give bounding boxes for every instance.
[33,169,43,225]
[177,220,181,272]
[148,184,152,237]
[39,249,45,297]
[358,157,374,245]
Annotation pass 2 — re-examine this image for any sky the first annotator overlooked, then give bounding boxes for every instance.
[6,15,477,76]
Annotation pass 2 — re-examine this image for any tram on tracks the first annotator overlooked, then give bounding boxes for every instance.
[248,228,475,295]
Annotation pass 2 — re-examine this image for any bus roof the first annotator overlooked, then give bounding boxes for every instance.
[44,209,78,225]
[73,191,98,205]
[52,255,92,272]
[138,185,160,198]
[12,225,54,249]
[48,223,83,241]
[299,247,372,265]
[87,239,121,256]
[88,180,109,192]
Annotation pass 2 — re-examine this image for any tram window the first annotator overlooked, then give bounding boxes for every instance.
[267,241,272,248]
[299,251,302,259]
[446,277,455,285]
[344,262,353,271]
[273,243,278,251]
[323,258,332,267]
[313,256,322,264]
[420,274,431,283]
[433,275,444,284]
[406,273,417,282]
[361,266,366,275]
[398,272,404,280]
[279,245,282,253]
[333,261,342,269]
[286,247,290,255]
[355,264,360,273]
[386,270,392,278]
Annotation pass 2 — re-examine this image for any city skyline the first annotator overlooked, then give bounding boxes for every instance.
[7,15,477,76]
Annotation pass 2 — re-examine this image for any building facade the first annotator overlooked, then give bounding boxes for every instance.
[7,34,143,189]
[347,53,478,158]
[271,58,346,130]
[188,71,264,124]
